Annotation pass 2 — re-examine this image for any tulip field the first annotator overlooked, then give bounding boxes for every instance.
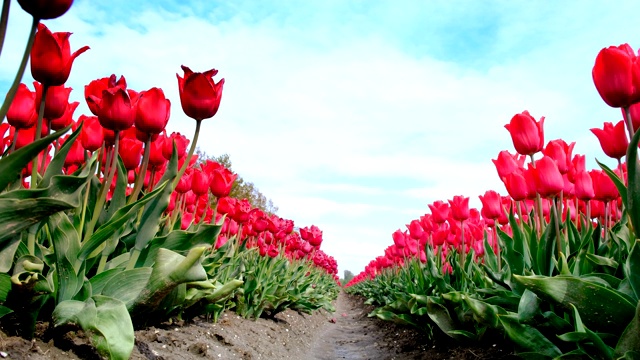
[0,2,340,359]
[345,45,640,359]
[2,1,640,360]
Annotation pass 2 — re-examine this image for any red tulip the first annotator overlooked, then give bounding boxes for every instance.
[149,135,168,169]
[175,169,192,194]
[7,83,37,129]
[62,136,85,166]
[448,195,470,221]
[590,170,619,202]
[85,75,127,116]
[50,101,78,130]
[217,197,236,216]
[625,103,640,132]
[567,154,586,183]
[531,156,564,198]
[574,171,595,201]
[543,139,574,174]
[590,121,628,160]
[479,190,503,220]
[407,220,424,240]
[428,200,450,224]
[34,82,72,120]
[503,169,529,201]
[30,23,89,86]
[592,44,640,108]
[118,137,143,170]
[78,115,103,152]
[135,87,171,134]
[505,111,544,156]
[17,0,73,19]
[191,168,210,196]
[162,132,189,160]
[209,166,237,198]
[88,87,137,131]
[177,65,224,121]
[300,225,323,247]
[232,199,252,223]
[492,150,524,179]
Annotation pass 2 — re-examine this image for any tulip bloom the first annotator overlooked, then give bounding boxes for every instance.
[7,83,37,130]
[135,87,171,134]
[505,111,545,156]
[543,139,574,174]
[574,171,595,201]
[479,190,503,220]
[78,115,103,152]
[34,82,72,120]
[88,87,137,131]
[503,169,529,201]
[50,101,78,131]
[592,44,640,108]
[177,65,224,121]
[17,0,74,19]
[590,121,629,160]
[448,196,470,221]
[209,166,237,198]
[118,137,143,170]
[428,200,450,224]
[531,156,564,198]
[190,168,210,196]
[590,170,619,202]
[30,23,89,86]
[85,75,127,116]
[492,150,524,179]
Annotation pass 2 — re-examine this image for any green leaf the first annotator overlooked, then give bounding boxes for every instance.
[40,124,81,188]
[0,125,69,192]
[0,273,11,301]
[48,213,83,303]
[515,275,636,333]
[140,222,222,267]
[100,268,152,308]
[0,239,21,272]
[586,253,619,269]
[130,247,207,316]
[53,295,134,360]
[625,126,640,239]
[518,289,540,322]
[597,158,628,208]
[78,182,166,261]
[462,295,505,328]
[133,146,178,251]
[426,296,465,341]
[625,240,640,301]
[499,314,561,357]
[616,300,640,357]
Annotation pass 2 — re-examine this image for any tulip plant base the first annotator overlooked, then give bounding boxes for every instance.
[0,292,516,360]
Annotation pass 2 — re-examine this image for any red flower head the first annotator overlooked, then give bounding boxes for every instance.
[34,82,72,120]
[30,23,89,86]
[85,75,127,116]
[574,171,595,201]
[18,0,74,20]
[492,150,525,179]
[135,87,171,134]
[505,111,545,156]
[531,156,564,198]
[118,136,143,171]
[543,139,574,174]
[50,101,79,131]
[78,115,103,152]
[7,83,37,130]
[503,169,529,201]
[162,132,189,160]
[590,121,628,160]
[448,195,470,221]
[407,220,424,240]
[590,170,619,202]
[177,65,224,121]
[479,190,503,220]
[209,166,237,199]
[88,87,137,131]
[592,44,640,108]
[428,200,450,224]
[191,167,210,196]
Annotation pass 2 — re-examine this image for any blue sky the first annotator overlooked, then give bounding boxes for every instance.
[0,0,636,274]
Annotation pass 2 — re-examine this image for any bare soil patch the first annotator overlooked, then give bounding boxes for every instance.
[0,292,518,359]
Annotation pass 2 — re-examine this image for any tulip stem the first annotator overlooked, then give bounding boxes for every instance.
[128,136,151,204]
[84,131,121,243]
[492,221,501,271]
[30,84,48,187]
[552,196,563,261]
[459,220,465,271]
[0,0,10,58]
[174,119,201,189]
[0,17,38,123]
[623,107,635,144]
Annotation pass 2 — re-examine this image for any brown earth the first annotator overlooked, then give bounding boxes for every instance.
[0,292,518,359]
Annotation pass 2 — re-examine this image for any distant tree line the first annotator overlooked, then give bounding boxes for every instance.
[196,149,279,214]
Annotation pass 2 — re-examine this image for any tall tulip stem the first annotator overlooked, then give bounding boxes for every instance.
[623,107,635,143]
[0,17,38,123]
[552,196,563,260]
[128,136,152,204]
[84,131,121,243]
[0,0,10,58]
[30,84,48,187]
[459,220,465,270]
[174,119,201,189]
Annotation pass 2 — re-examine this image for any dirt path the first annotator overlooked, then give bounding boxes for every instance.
[309,292,429,360]
[0,292,516,359]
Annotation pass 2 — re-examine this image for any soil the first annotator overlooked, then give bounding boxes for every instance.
[0,292,518,359]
